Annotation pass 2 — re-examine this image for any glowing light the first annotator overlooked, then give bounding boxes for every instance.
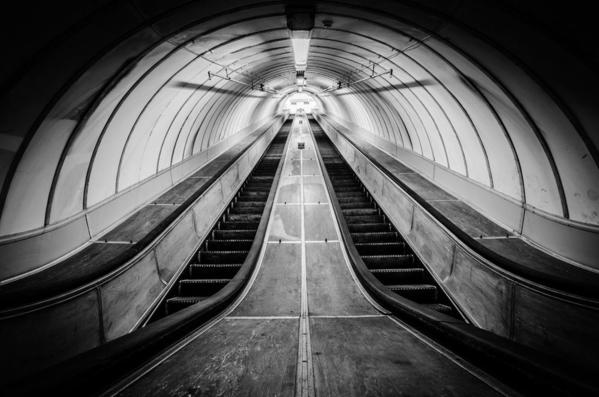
[290,30,311,71]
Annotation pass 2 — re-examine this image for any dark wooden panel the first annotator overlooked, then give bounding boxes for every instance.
[0,242,131,308]
[155,213,199,282]
[377,153,415,174]
[232,244,301,317]
[445,248,511,335]
[310,317,502,397]
[408,208,454,280]
[514,286,599,369]
[0,214,90,280]
[364,161,385,196]
[101,254,163,340]
[190,158,231,177]
[118,319,299,396]
[429,200,509,238]
[479,238,599,294]
[306,243,378,316]
[102,205,177,242]
[396,173,456,201]
[153,178,212,205]
[379,179,414,235]
[0,290,101,383]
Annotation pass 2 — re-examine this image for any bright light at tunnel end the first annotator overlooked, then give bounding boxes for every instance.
[290,30,311,71]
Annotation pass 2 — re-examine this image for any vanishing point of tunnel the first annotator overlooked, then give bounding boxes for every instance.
[1,1,598,395]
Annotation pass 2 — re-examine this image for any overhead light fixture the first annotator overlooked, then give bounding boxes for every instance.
[286,5,314,80]
[296,70,306,86]
[290,30,311,72]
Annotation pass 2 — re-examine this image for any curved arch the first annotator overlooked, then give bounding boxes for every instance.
[0,0,597,272]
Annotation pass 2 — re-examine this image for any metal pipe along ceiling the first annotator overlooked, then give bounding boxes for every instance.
[0,0,598,245]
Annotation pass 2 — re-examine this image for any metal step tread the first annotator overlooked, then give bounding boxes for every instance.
[199,250,250,254]
[214,229,257,235]
[351,231,397,239]
[355,242,404,247]
[388,284,437,292]
[190,263,243,269]
[166,296,208,304]
[179,278,231,285]
[371,267,424,274]
[361,254,413,258]
[209,239,254,243]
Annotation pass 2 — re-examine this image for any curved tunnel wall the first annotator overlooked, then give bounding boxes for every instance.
[0,0,598,279]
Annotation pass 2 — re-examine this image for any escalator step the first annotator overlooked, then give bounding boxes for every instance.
[189,263,242,278]
[239,194,269,201]
[234,201,266,208]
[243,185,271,191]
[227,213,262,222]
[350,231,398,243]
[198,250,249,263]
[214,229,256,239]
[335,192,365,198]
[230,206,264,214]
[361,254,415,269]
[178,278,230,296]
[340,201,372,209]
[331,180,357,186]
[165,296,207,314]
[250,176,274,182]
[371,268,424,284]
[219,221,259,230]
[342,208,378,216]
[345,214,385,224]
[235,199,267,206]
[334,187,363,193]
[387,284,438,303]
[355,242,406,255]
[207,239,254,251]
[348,223,390,233]
[337,196,367,204]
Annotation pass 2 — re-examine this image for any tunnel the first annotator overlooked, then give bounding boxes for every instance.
[1,0,598,395]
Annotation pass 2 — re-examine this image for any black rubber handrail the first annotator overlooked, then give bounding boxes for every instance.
[0,120,286,313]
[316,116,599,301]
[313,126,599,396]
[2,127,292,395]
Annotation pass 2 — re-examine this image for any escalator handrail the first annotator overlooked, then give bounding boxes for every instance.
[312,127,598,396]
[4,129,292,395]
[0,119,288,315]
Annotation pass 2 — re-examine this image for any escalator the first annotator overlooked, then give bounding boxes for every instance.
[149,127,290,320]
[311,120,460,318]
[7,115,595,396]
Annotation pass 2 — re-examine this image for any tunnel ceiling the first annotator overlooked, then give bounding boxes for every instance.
[1,0,599,238]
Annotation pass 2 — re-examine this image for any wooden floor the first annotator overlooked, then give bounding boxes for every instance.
[115,116,511,396]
